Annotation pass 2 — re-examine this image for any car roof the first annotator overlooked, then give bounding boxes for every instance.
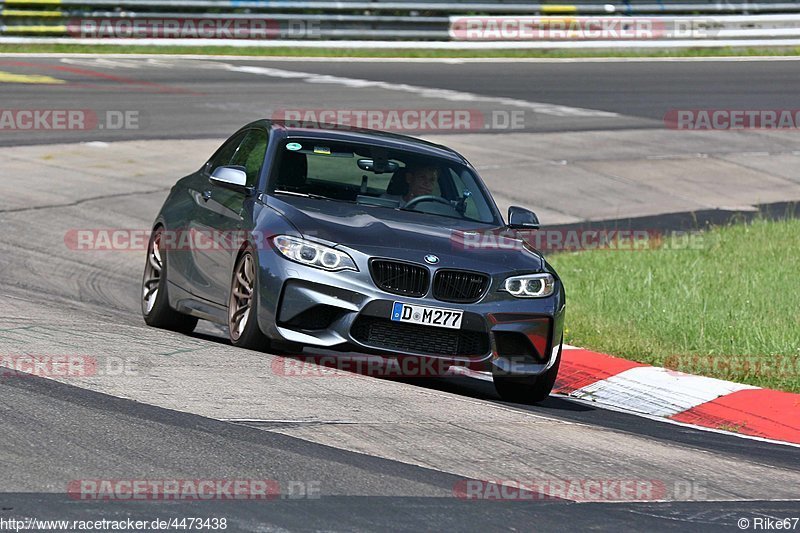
[246,119,469,165]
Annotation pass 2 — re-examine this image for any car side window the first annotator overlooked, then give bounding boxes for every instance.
[230,129,268,187]
[207,131,248,175]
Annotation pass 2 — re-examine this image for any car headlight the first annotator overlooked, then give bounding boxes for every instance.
[501,273,555,298]
[272,235,357,272]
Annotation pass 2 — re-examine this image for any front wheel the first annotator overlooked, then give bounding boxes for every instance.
[141,227,198,334]
[492,341,562,404]
[228,250,270,350]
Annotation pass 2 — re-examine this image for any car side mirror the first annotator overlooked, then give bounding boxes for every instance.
[507,206,540,229]
[210,165,250,192]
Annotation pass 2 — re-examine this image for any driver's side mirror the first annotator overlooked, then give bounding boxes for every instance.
[210,165,251,193]
[507,206,540,229]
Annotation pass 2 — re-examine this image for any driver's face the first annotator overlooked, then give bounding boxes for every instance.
[405,167,437,198]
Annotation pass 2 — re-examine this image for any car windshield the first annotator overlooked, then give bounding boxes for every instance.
[271,138,499,224]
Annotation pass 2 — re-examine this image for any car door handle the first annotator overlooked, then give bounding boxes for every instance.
[202,190,212,202]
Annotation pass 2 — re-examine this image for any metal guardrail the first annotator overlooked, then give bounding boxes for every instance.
[448,14,800,40]
[4,1,800,12]
[1,0,800,42]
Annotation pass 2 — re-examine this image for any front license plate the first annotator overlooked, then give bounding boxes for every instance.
[390,302,463,329]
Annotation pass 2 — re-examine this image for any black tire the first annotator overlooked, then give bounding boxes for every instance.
[141,227,198,334]
[228,249,271,350]
[493,341,562,404]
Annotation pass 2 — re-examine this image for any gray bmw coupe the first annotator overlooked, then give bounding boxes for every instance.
[142,120,565,403]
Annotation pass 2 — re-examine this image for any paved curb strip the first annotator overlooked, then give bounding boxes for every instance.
[555,346,800,444]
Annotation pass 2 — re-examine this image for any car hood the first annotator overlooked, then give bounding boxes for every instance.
[267,195,544,272]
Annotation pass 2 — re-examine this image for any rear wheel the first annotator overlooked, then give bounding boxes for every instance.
[228,250,270,350]
[141,227,198,334]
[493,341,562,404]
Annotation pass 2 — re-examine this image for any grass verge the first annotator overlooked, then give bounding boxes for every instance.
[1,43,800,58]
[548,217,800,392]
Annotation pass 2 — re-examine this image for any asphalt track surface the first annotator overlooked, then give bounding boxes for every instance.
[0,56,798,531]
[3,56,800,145]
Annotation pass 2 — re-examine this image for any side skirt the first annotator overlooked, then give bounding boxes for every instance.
[168,281,228,325]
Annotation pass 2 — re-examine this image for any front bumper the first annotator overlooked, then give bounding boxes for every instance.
[256,250,565,376]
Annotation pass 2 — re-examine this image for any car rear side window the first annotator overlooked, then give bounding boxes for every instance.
[207,131,248,174]
[230,130,268,187]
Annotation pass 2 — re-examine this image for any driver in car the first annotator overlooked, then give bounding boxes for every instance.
[383,165,439,207]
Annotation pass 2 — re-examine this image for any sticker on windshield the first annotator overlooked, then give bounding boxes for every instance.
[313,146,331,155]
[286,142,302,151]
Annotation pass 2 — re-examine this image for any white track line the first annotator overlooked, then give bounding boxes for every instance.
[55,56,619,117]
[6,36,800,49]
[6,52,800,63]
[3,52,800,63]
[223,63,619,118]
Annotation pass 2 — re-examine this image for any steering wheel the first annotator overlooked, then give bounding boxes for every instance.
[403,195,452,210]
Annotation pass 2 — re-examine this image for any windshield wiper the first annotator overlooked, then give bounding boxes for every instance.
[398,204,486,224]
[274,189,354,204]
[274,189,329,200]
